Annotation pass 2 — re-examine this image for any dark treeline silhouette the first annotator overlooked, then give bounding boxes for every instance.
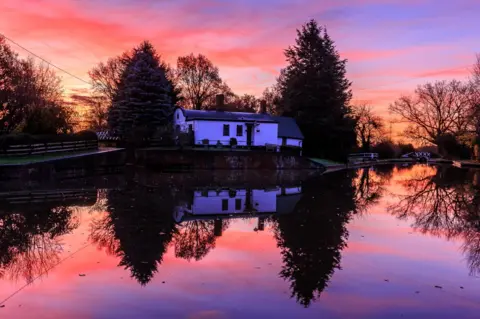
[389,165,480,275]
[0,204,78,283]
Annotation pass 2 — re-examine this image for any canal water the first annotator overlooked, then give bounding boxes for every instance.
[0,164,479,318]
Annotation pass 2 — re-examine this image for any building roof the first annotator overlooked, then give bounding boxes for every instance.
[177,108,304,139]
[272,116,304,139]
[179,108,276,123]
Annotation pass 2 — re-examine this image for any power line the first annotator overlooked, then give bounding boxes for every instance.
[0,33,91,85]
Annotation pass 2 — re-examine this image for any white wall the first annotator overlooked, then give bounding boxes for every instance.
[192,190,247,215]
[174,109,187,130]
[253,123,278,146]
[190,189,277,215]
[277,137,303,148]
[252,189,277,213]
[193,120,278,146]
[194,121,248,145]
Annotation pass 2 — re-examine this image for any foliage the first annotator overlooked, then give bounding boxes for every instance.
[88,42,179,136]
[0,38,73,135]
[371,140,396,159]
[202,138,209,145]
[390,80,476,145]
[109,41,174,139]
[398,142,415,155]
[229,137,237,146]
[354,103,384,151]
[275,20,356,160]
[175,53,226,110]
[436,133,471,159]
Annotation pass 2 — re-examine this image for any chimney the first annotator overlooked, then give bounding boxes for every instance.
[260,100,267,114]
[215,94,225,111]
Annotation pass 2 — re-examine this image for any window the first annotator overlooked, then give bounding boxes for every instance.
[223,124,230,136]
[236,125,243,137]
[222,199,228,211]
[235,199,242,210]
[282,137,286,146]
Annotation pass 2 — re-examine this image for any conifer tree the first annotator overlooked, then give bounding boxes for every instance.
[109,41,174,138]
[277,20,356,160]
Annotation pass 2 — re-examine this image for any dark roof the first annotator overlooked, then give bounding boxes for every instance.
[179,108,276,123]
[272,116,304,139]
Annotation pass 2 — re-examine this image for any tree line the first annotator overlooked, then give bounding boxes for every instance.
[2,19,479,160]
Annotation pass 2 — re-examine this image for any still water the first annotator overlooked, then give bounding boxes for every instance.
[0,164,479,318]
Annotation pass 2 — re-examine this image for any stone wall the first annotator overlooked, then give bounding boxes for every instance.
[135,149,323,170]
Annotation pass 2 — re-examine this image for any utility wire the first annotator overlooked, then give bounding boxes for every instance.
[0,33,91,85]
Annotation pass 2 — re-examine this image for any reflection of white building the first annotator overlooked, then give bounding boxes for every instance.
[173,186,302,223]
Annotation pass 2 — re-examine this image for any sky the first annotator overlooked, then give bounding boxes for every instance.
[1,0,480,122]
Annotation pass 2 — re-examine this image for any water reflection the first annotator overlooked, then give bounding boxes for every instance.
[273,170,358,307]
[0,190,92,282]
[389,165,480,275]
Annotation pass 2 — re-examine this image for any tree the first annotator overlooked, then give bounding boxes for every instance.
[354,103,384,151]
[261,86,282,115]
[89,43,180,134]
[176,53,225,110]
[109,41,174,139]
[70,93,109,131]
[398,142,415,155]
[0,37,73,134]
[390,80,475,145]
[276,20,356,160]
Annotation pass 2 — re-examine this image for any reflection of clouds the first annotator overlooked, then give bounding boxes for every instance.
[389,165,480,276]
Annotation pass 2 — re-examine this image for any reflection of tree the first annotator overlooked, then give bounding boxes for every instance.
[273,170,357,307]
[90,188,177,285]
[174,219,229,261]
[0,205,78,283]
[354,166,393,213]
[389,166,480,275]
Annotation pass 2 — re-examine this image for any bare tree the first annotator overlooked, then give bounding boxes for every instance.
[176,53,224,110]
[354,103,384,151]
[390,80,475,145]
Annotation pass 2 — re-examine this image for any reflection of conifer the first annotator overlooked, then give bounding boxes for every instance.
[0,205,78,282]
[99,188,178,285]
[274,170,356,307]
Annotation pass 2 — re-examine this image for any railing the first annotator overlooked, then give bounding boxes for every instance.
[1,140,98,157]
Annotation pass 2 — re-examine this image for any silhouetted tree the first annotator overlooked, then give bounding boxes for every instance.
[275,20,356,160]
[91,188,178,285]
[109,41,174,139]
[354,103,384,151]
[273,170,357,307]
[176,53,227,110]
[390,80,475,145]
[0,37,73,134]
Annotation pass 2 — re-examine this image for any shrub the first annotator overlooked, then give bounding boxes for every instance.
[202,138,209,145]
[372,141,396,159]
[230,137,237,147]
[216,140,222,147]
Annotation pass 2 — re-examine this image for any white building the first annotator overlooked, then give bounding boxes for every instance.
[173,186,302,223]
[173,108,278,147]
[173,95,303,149]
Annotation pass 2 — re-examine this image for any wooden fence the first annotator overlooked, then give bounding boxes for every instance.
[1,140,98,157]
